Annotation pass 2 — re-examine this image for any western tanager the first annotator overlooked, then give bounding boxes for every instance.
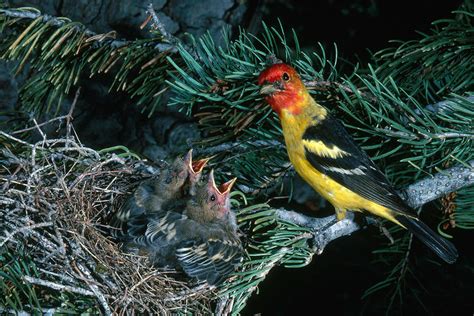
[258,63,458,263]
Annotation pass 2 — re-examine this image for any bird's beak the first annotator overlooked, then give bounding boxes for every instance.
[184,149,193,167]
[259,83,279,96]
[191,157,211,174]
[208,169,218,190]
[218,177,237,195]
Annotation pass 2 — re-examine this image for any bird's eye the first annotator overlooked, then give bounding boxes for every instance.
[210,194,216,202]
[282,72,290,81]
[165,177,172,184]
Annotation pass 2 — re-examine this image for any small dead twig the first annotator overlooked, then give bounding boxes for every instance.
[0,222,53,247]
[23,275,96,297]
[66,87,81,146]
[76,262,113,316]
[145,4,176,44]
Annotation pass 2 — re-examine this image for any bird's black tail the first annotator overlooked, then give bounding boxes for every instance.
[395,215,458,264]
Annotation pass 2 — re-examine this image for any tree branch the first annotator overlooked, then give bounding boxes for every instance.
[422,95,474,114]
[0,7,173,52]
[275,160,474,253]
[195,140,282,156]
[403,160,474,208]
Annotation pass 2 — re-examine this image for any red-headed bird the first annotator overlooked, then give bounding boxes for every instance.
[258,63,457,263]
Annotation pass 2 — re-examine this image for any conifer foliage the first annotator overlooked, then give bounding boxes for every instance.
[0,2,472,314]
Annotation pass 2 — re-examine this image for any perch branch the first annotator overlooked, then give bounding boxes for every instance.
[403,160,474,208]
[276,160,474,253]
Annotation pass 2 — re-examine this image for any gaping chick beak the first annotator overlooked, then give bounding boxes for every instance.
[191,157,211,174]
[184,149,193,168]
[208,169,218,191]
[218,177,237,195]
[259,83,279,96]
[207,170,237,196]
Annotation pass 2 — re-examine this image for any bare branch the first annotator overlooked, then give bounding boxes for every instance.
[0,222,53,247]
[195,140,282,156]
[76,262,113,316]
[403,160,474,208]
[146,4,176,44]
[66,87,81,145]
[23,275,96,297]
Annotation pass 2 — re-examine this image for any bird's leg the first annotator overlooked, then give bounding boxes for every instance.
[367,217,394,244]
[334,207,347,221]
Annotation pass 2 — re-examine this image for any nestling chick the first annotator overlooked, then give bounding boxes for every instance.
[124,170,243,286]
[110,150,194,239]
[135,149,193,212]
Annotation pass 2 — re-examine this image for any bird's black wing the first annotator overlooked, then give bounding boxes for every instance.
[303,114,414,216]
[175,229,243,286]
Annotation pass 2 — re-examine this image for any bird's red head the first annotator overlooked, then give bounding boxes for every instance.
[258,63,307,115]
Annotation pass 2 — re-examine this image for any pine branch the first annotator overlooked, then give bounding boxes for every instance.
[0,4,180,53]
[0,8,126,48]
[423,95,474,114]
[0,6,178,114]
[196,140,282,155]
[275,160,474,253]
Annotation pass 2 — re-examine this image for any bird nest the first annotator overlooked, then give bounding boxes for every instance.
[0,114,318,315]
[0,125,223,314]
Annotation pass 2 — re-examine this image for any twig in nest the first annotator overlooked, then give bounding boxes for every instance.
[0,222,53,247]
[76,261,113,316]
[23,275,95,297]
[66,87,81,147]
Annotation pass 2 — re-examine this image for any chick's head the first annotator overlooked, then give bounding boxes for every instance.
[187,170,236,223]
